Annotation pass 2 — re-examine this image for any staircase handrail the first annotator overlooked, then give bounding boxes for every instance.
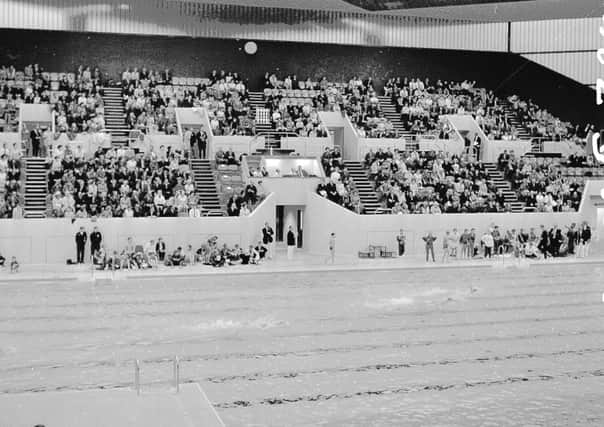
[201,208,227,217]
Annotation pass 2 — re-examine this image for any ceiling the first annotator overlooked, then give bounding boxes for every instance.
[341,0,532,12]
[192,0,604,22]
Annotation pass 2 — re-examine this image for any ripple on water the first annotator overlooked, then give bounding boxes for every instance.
[191,316,289,332]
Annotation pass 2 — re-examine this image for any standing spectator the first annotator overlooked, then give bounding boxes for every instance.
[198,130,207,159]
[578,222,592,258]
[75,226,87,264]
[460,229,470,259]
[262,222,274,259]
[30,125,41,157]
[469,228,477,258]
[481,231,494,258]
[326,232,336,264]
[396,229,405,257]
[566,223,577,256]
[450,228,460,258]
[156,237,166,261]
[538,225,550,258]
[423,232,436,262]
[286,226,296,260]
[90,226,102,260]
[442,230,450,263]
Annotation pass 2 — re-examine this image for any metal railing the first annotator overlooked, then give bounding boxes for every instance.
[133,356,181,395]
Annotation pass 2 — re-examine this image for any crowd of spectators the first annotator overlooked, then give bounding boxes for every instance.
[384,77,480,137]
[365,148,507,214]
[92,234,270,270]
[263,73,394,138]
[0,153,23,218]
[497,150,583,212]
[383,76,588,144]
[262,73,328,137]
[122,68,254,136]
[427,221,591,263]
[506,95,578,141]
[316,147,365,213]
[1,64,105,135]
[46,145,199,218]
[226,182,259,217]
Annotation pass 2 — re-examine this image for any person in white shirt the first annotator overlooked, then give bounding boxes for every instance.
[481,232,494,258]
[189,205,202,217]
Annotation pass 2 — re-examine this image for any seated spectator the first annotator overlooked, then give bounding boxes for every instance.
[10,256,19,273]
[167,246,185,266]
[46,146,196,218]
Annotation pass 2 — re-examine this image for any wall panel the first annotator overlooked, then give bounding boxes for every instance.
[511,17,600,53]
[0,0,507,51]
[522,51,599,86]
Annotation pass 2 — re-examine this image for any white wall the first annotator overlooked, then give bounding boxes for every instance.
[357,137,406,160]
[511,17,600,53]
[0,0,508,51]
[511,17,600,86]
[481,139,532,163]
[249,177,322,206]
[211,136,264,158]
[0,194,277,264]
[305,193,588,259]
[418,138,464,155]
[280,136,333,157]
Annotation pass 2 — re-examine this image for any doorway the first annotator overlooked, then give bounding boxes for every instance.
[276,205,305,248]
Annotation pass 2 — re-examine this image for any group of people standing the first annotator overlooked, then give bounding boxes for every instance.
[185,128,208,159]
[420,222,592,263]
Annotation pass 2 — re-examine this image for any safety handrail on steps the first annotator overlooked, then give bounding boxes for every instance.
[133,356,181,395]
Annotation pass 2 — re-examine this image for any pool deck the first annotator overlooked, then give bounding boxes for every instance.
[0,250,601,283]
[0,383,225,427]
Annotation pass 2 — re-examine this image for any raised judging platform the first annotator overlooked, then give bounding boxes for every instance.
[0,383,224,427]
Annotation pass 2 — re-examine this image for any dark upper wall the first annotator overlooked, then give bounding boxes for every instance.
[0,29,599,128]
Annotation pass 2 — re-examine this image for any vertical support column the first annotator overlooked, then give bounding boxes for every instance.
[134,359,140,395]
[173,356,180,393]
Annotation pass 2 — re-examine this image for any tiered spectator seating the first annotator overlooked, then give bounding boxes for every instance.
[384,76,587,145]
[316,147,366,214]
[262,73,392,138]
[122,68,255,136]
[46,145,197,218]
[365,149,507,214]
[0,64,105,134]
[0,153,22,217]
[497,152,583,212]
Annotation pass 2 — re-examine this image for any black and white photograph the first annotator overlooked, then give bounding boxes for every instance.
[0,0,603,425]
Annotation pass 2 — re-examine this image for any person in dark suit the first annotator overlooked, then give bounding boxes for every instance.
[538,225,549,258]
[262,222,274,259]
[286,226,296,260]
[198,130,207,159]
[90,226,102,260]
[566,223,577,255]
[189,129,198,158]
[30,125,41,157]
[75,226,87,264]
[155,237,166,261]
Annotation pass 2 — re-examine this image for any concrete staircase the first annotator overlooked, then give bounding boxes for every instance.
[342,161,381,214]
[378,95,414,141]
[22,157,47,218]
[501,101,531,141]
[101,86,129,146]
[483,162,524,213]
[190,159,224,216]
[248,91,280,148]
